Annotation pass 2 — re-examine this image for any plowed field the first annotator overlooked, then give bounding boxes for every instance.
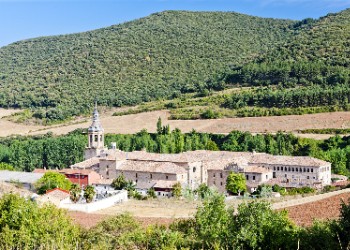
[69,192,350,229]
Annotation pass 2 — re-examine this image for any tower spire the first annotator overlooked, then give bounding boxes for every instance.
[85,103,106,159]
[89,103,103,133]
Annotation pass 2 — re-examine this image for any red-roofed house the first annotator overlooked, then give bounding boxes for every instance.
[33,168,102,187]
[59,169,102,187]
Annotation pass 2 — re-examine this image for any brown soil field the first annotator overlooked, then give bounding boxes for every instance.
[0,107,350,139]
[68,211,175,229]
[69,190,350,229]
[20,110,350,138]
[282,192,350,226]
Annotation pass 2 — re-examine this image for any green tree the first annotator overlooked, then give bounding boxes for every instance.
[147,188,157,199]
[35,171,72,194]
[172,182,182,198]
[226,172,247,195]
[111,174,128,190]
[232,201,298,249]
[83,185,96,203]
[156,117,162,135]
[81,214,142,249]
[336,198,350,249]
[195,192,229,249]
[256,184,273,198]
[195,183,212,199]
[69,183,81,203]
[0,194,80,249]
[0,162,15,171]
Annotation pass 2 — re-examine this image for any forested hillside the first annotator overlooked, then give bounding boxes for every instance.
[0,11,295,121]
[225,9,350,86]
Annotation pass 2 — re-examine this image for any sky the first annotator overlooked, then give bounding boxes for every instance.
[0,0,349,48]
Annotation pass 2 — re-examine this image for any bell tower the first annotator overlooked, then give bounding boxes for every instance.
[84,103,107,160]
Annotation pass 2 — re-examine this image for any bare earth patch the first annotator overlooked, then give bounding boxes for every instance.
[282,192,350,226]
[94,199,198,218]
[68,190,350,229]
[0,107,349,139]
[24,110,350,139]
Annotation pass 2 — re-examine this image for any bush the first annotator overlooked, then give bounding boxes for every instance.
[0,194,80,249]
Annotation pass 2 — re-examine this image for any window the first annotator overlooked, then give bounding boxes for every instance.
[89,135,93,144]
[106,171,109,176]
[266,175,268,179]
[150,174,152,179]
[246,175,249,180]
[277,167,280,171]
[220,182,223,186]
[311,168,313,173]
[136,173,138,178]
[193,167,196,173]
[307,168,310,173]
[307,176,310,179]
[274,167,276,171]
[166,175,169,180]
[106,165,109,169]
[213,173,216,178]
[220,173,223,178]
[253,176,256,181]
[292,168,294,172]
[94,135,98,142]
[136,179,138,183]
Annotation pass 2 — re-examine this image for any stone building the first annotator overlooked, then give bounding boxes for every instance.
[70,107,332,195]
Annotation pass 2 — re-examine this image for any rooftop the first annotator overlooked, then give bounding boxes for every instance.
[118,160,187,174]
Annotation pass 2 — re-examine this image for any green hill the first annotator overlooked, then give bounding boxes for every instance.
[0,11,295,121]
[225,9,350,86]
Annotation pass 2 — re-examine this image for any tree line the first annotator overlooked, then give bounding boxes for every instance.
[223,84,350,110]
[1,192,350,249]
[1,126,350,176]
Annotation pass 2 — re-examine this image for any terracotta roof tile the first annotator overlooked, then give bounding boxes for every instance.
[118,161,187,174]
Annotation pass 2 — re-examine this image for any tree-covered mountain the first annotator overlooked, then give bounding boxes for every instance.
[225,9,350,87]
[2,9,350,122]
[0,11,295,121]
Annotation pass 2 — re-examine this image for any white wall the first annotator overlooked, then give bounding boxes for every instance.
[60,190,128,213]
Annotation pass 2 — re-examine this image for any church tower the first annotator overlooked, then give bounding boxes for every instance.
[84,103,107,160]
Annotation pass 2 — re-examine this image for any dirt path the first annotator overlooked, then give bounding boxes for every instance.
[272,188,350,210]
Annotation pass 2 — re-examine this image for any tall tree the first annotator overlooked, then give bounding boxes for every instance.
[35,171,72,194]
[226,172,247,195]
